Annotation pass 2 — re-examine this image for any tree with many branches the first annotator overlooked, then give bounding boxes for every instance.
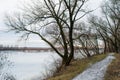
[89,0,120,53]
[5,0,91,66]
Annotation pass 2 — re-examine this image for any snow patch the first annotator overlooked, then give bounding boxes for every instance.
[73,54,115,80]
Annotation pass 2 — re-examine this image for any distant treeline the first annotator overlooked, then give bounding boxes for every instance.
[0,45,103,52]
[0,45,52,51]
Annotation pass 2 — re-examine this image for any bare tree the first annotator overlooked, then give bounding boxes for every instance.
[89,0,120,53]
[73,22,100,57]
[5,0,91,66]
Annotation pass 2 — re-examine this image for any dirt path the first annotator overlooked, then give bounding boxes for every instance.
[73,53,115,80]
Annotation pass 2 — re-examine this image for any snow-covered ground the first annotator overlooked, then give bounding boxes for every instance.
[73,53,115,80]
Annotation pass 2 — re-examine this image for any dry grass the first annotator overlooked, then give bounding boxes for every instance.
[105,53,120,80]
[48,54,107,80]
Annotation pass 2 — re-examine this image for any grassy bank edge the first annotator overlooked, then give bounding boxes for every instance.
[48,53,107,80]
[104,53,120,80]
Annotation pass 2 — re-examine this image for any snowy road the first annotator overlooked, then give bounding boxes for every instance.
[73,54,115,80]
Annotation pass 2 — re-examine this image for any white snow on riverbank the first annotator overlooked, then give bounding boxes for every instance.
[73,53,115,80]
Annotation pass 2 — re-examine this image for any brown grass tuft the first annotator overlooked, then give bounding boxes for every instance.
[105,53,120,80]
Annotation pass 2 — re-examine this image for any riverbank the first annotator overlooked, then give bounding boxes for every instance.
[105,53,120,80]
[73,53,115,80]
[48,53,107,80]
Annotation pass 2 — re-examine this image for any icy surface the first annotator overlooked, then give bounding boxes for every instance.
[0,51,62,80]
[73,54,115,80]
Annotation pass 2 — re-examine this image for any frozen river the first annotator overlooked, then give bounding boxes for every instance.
[0,51,62,80]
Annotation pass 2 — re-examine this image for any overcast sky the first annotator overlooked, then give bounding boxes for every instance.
[0,0,103,47]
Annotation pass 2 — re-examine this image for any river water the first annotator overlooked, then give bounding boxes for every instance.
[0,51,62,80]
